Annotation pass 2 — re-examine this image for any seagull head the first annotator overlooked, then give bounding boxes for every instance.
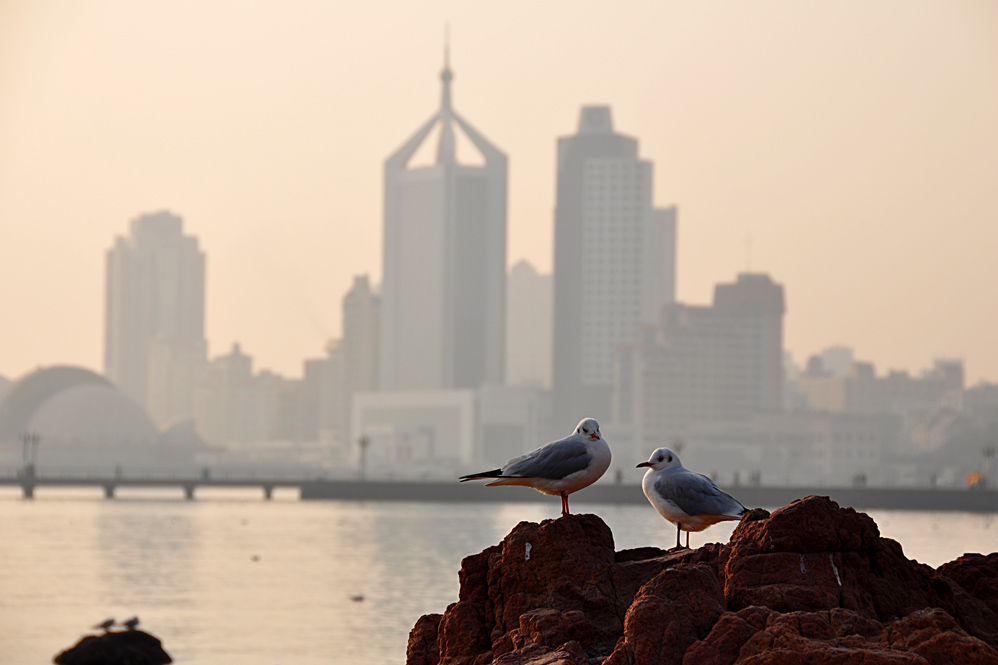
[575,418,601,441]
[636,447,681,471]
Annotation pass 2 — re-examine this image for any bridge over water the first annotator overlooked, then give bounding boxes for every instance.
[1,466,312,500]
[3,466,996,512]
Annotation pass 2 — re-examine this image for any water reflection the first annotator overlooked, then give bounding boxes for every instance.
[3,494,998,665]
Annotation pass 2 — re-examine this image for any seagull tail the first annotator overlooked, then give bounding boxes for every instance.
[459,468,503,482]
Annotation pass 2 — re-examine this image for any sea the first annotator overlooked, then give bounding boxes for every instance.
[2,487,996,665]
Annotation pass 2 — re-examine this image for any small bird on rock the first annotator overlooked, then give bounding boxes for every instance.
[637,447,746,550]
[122,616,140,631]
[93,618,115,632]
[460,418,611,516]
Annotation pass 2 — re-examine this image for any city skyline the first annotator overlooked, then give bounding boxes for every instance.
[1,1,997,384]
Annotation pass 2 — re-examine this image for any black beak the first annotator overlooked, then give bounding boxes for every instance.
[636,462,652,468]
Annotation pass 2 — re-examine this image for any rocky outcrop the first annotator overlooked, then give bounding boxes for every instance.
[406,495,998,665]
[54,629,172,665]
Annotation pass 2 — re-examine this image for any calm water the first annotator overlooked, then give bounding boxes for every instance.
[1,488,996,665]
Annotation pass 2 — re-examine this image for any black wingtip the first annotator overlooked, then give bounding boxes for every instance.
[458,468,503,482]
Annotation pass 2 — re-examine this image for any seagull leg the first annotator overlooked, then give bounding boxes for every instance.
[685,530,690,549]
[560,492,570,517]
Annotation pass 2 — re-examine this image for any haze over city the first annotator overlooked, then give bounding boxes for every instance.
[1,0,997,385]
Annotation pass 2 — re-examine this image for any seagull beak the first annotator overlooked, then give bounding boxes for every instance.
[636,461,652,468]
[590,433,600,440]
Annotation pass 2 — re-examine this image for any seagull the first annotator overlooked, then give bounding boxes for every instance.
[459,418,611,516]
[93,618,115,632]
[636,447,746,550]
[122,616,140,631]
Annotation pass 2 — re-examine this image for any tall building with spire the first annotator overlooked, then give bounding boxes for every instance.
[380,54,507,391]
[552,107,676,426]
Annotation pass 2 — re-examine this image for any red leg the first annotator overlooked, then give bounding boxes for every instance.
[561,492,569,516]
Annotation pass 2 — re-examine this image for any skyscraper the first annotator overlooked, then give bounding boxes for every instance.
[552,107,676,425]
[105,211,206,409]
[380,58,507,391]
[506,260,552,389]
[616,273,785,451]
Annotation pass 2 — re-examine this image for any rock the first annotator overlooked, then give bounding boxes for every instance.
[604,563,726,665]
[723,495,998,646]
[938,553,998,616]
[405,497,998,665]
[407,614,442,665]
[686,606,998,665]
[54,629,171,665]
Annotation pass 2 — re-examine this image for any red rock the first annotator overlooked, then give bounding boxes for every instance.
[605,563,726,665]
[682,606,771,665]
[492,640,589,665]
[432,545,501,665]
[406,499,998,665]
[881,608,998,665]
[484,514,625,659]
[406,614,442,665]
[938,553,998,616]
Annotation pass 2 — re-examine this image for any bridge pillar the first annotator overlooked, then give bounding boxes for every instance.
[184,485,196,500]
[103,484,116,499]
[263,485,274,500]
[22,484,35,499]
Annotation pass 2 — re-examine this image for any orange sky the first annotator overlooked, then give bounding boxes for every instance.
[1,0,996,384]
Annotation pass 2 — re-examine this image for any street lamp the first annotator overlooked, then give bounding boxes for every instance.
[20,431,39,474]
[358,435,371,481]
[984,444,996,490]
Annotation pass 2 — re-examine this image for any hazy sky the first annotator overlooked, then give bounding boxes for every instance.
[1,1,996,385]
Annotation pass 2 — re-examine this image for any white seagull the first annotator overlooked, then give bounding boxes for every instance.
[460,418,611,516]
[637,447,746,550]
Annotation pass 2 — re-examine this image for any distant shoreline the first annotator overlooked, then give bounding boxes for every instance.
[300,479,998,513]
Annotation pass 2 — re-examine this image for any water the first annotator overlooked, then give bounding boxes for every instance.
[1,488,996,665]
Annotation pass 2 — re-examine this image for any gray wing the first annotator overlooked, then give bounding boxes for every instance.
[654,470,745,518]
[501,436,590,480]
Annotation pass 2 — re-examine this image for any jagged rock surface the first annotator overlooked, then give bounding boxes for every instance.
[406,496,998,665]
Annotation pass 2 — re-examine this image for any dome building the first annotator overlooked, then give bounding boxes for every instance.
[0,366,199,471]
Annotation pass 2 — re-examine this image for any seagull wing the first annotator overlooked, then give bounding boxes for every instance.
[501,435,591,480]
[654,470,745,518]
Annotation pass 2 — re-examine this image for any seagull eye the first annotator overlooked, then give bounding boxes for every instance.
[667,456,672,462]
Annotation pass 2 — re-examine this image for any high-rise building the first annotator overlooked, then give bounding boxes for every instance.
[342,275,380,396]
[616,273,785,452]
[506,260,552,389]
[552,107,676,425]
[104,211,206,409]
[380,58,507,391]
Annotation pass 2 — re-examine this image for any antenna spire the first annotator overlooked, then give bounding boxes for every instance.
[440,23,453,114]
[444,22,450,70]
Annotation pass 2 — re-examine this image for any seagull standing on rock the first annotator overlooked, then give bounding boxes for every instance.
[637,447,746,550]
[459,418,611,516]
